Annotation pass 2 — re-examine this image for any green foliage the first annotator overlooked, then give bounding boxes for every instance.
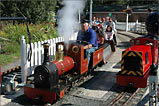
[0,53,21,66]
[0,23,58,43]
[0,23,58,65]
[0,1,57,24]
[0,40,20,66]
[0,42,20,54]
[0,54,14,66]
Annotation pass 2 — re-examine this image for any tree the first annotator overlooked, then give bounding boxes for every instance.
[0,1,57,24]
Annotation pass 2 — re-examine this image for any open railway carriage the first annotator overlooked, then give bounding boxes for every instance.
[117,37,158,88]
[24,40,115,103]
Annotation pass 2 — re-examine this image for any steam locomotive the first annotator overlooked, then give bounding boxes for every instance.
[24,40,115,103]
[116,37,158,88]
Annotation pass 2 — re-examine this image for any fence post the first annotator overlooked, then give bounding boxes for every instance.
[135,20,138,32]
[21,35,27,84]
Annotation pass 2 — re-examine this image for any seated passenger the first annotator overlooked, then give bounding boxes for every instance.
[92,26,104,45]
[97,31,104,44]
[105,25,114,40]
[77,19,98,64]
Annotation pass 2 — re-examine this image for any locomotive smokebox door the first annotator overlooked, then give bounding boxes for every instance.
[34,64,59,90]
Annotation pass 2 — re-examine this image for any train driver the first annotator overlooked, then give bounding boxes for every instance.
[77,19,98,64]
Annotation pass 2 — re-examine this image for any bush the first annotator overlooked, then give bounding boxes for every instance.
[0,40,21,66]
[0,42,20,54]
[0,23,58,43]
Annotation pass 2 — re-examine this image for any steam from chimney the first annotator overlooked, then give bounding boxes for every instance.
[57,0,86,42]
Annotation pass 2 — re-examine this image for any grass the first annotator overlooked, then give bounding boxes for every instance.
[0,53,20,66]
[0,40,20,66]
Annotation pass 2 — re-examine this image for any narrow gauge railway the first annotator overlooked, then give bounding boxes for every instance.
[1,66,21,76]
[1,66,22,94]
[53,32,150,106]
[1,33,149,106]
[107,86,147,106]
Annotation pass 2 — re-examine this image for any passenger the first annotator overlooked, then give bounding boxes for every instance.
[77,19,98,64]
[109,17,117,45]
[102,18,106,27]
[105,25,114,40]
[98,18,102,24]
[98,24,102,29]
[96,30,104,45]
[96,18,100,25]
[103,17,110,28]
[92,26,104,45]
[102,17,106,23]
[102,17,110,33]
[92,16,96,26]
[109,18,116,33]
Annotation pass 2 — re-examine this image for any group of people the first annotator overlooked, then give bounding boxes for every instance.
[76,11,158,65]
[76,16,117,64]
[92,16,117,42]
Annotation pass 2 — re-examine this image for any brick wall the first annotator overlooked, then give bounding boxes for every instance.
[93,12,148,22]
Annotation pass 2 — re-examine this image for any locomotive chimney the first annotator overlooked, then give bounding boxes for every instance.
[43,42,50,64]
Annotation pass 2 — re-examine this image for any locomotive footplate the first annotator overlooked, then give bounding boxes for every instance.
[116,69,150,88]
[24,73,86,103]
[24,84,65,103]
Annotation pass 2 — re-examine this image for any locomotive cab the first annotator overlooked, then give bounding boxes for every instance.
[130,37,158,69]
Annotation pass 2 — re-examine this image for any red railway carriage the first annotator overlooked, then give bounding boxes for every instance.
[24,40,115,103]
[117,37,158,88]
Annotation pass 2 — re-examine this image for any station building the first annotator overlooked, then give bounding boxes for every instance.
[92,4,159,22]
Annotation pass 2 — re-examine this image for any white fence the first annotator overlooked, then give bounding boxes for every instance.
[21,33,78,83]
[116,21,146,34]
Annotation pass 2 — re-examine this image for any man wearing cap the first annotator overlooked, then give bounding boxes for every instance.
[77,19,98,64]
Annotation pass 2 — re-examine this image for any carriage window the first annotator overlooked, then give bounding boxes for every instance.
[145,52,148,64]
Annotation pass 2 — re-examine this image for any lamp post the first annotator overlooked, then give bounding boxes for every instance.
[89,0,93,27]
[78,10,80,23]
[126,0,129,32]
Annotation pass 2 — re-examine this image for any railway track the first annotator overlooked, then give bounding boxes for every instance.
[2,65,21,76]
[1,66,22,94]
[108,87,138,106]
[106,86,147,106]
